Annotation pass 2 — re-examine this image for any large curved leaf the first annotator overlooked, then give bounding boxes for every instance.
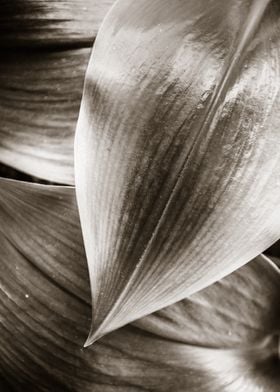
[0,179,279,391]
[75,0,280,343]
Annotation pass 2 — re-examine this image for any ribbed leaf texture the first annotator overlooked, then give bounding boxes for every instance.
[0,0,115,48]
[0,179,279,391]
[0,0,115,183]
[75,0,280,344]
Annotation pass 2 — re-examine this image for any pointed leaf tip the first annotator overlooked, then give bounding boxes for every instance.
[75,0,280,343]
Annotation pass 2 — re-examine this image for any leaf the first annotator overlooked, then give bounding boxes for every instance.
[134,254,280,348]
[0,49,89,184]
[0,0,116,48]
[0,178,88,302]
[0,0,116,183]
[100,329,280,392]
[75,0,280,343]
[0,178,279,391]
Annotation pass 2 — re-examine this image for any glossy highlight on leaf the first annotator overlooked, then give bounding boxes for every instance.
[0,178,279,391]
[75,0,280,344]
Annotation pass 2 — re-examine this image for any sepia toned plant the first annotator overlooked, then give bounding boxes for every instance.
[0,1,279,391]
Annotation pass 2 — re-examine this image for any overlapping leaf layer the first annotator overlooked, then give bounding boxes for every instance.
[0,179,279,391]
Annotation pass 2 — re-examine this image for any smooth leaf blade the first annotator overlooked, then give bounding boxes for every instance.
[0,178,279,391]
[75,0,280,344]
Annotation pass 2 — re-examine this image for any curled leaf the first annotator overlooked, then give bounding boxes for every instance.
[0,178,279,391]
[75,0,280,343]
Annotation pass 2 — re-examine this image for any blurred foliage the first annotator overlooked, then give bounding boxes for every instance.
[0,162,62,185]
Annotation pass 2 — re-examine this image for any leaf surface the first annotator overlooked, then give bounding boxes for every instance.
[0,0,115,182]
[134,254,280,348]
[0,49,90,183]
[75,0,280,343]
[0,178,279,391]
[0,0,116,48]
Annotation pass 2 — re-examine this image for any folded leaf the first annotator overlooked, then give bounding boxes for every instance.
[0,49,90,184]
[75,0,280,343]
[0,0,116,48]
[0,179,279,391]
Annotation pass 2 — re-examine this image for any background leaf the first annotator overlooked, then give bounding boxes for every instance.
[0,178,279,391]
[0,0,115,182]
[0,0,116,48]
[0,49,89,184]
[134,254,280,348]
